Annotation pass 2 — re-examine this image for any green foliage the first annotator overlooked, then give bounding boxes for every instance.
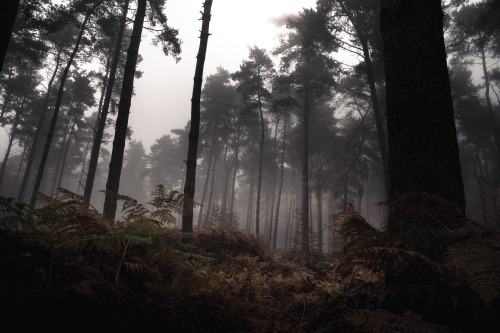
[103,184,185,228]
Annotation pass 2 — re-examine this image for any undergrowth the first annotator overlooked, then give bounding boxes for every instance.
[0,190,498,332]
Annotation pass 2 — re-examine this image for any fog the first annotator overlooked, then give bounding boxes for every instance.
[0,0,496,250]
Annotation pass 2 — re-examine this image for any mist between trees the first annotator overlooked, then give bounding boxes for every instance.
[0,0,499,253]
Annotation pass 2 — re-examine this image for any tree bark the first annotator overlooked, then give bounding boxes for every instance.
[380,0,465,215]
[0,0,19,73]
[84,0,129,205]
[182,0,213,233]
[103,0,146,220]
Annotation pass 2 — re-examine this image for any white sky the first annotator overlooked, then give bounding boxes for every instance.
[130,0,318,151]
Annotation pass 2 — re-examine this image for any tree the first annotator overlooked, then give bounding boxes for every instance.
[182,0,213,234]
[274,8,338,254]
[450,1,500,173]
[30,0,104,207]
[318,0,389,199]
[380,0,465,217]
[232,46,275,235]
[102,0,146,219]
[84,0,130,205]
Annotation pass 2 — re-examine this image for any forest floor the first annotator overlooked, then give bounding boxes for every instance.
[0,193,499,332]
[1,224,498,333]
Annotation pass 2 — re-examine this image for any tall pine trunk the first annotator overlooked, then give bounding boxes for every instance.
[103,0,146,220]
[84,0,129,205]
[182,0,213,233]
[272,115,287,249]
[380,0,465,215]
[255,87,265,235]
[17,49,61,203]
[301,60,310,255]
[30,7,95,207]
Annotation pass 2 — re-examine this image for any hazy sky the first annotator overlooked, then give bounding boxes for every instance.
[130,0,318,151]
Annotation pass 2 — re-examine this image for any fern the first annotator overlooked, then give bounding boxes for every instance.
[102,185,188,227]
[444,221,500,307]
[0,196,34,231]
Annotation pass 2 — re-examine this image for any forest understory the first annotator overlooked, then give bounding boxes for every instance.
[1,190,499,333]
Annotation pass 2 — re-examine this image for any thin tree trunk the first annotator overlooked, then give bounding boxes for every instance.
[316,189,323,252]
[268,118,279,241]
[229,126,241,215]
[17,49,61,203]
[480,46,500,173]
[272,115,287,249]
[85,0,129,205]
[103,0,146,219]
[339,1,389,198]
[197,124,216,227]
[245,156,256,235]
[182,0,213,233]
[30,7,96,207]
[56,120,76,196]
[13,143,27,193]
[77,140,90,195]
[255,86,265,235]
[204,149,219,225]
[301,60,310,255]
[50,114,71,196]
[0,95,24,190]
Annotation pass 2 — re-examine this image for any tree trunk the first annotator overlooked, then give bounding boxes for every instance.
[103,0,146,220]
[339,1,389,199]
[0,95,24,190]
[56,120,76,196]
[182,0,213,233]
[204,149,219,225]
[77,141,90,195]
[380,0,465,216]
[50,114,71,196]
[316,188,323,252]
[17,48,61,203]
[301,60,310,255]
[197,124,216,227]
[30,8,95,207]
[0,0,19,73]
[85,0,129,205]
[245,156,256,235]
[267,119,279,241]
[480,45,500,173]
[229,126,241,215]
[255,87,265,235]
[272,115,287,249]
